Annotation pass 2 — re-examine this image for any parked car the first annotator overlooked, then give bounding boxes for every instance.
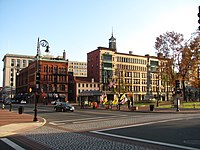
[54,102,75,112]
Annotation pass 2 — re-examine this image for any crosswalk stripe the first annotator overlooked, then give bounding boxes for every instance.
[1,138,25,150]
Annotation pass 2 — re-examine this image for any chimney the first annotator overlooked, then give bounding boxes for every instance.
[157,52,163,58]
[63,50,66,60]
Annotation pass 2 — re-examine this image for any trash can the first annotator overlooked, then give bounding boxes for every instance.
[150,105,154,111]
[18,106,24,114]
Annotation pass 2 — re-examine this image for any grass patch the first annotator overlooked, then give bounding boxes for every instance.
[181,102,200,108]
[132,101,200,108]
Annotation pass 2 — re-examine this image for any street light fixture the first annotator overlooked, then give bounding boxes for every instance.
[33,38,50,122]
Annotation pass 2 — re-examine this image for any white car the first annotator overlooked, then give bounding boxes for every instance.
[20,100,27,104]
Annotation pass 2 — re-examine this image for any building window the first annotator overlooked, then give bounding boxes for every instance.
[23,60,26,67]
[11,59,15,66]
[28,60,32,64]
[43,84,47,92]
[17,59,20,67]
[49,84,53,92]
[60,85,65,91]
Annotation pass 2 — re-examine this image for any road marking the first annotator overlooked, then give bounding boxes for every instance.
[92,117,184,132]
[91,117,200,150]
[49,122,66,125]
[92,116,200,132]
[73,116,128,124]
[1,138,25,150]
[91,131,199,150]
[49,115,128,125]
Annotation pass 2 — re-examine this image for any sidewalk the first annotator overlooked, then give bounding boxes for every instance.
[79,103,200,113]
[0,109,45,137]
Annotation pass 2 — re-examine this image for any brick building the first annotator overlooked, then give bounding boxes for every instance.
[16,55,69,103]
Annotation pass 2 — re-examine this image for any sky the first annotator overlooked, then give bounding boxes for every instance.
[0,0,199,87]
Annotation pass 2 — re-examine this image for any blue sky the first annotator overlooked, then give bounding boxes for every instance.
[0,0,199,86]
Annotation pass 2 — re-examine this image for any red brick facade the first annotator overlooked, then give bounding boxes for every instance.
[16,59,68,103]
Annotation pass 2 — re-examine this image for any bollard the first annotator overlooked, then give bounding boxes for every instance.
[18,106,24,114]
[2,104,5,110]
[150,105,155,111]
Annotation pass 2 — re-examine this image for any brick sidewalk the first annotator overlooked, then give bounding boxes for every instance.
[0,109,43,126]
[0,109,45,137]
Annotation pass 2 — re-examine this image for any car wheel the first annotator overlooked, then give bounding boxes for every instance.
[61,108,64,112]
[54,107,57,112]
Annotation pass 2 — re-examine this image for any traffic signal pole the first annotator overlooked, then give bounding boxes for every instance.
[175,80,181,112]
[198,6,200,30]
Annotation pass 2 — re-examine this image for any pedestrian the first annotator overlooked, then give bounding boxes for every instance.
[110,100,113,109]
[118,100,121,110]
[92,101,95,109]
[131,98,134,107]
[127,99,130,109]
[81,100,84,109]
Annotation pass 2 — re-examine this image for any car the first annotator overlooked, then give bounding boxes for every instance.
[51,100,60,105]
[54,102,75,112]
[20,100,27,104]
[11,99,19,104]
[4,98,11,105]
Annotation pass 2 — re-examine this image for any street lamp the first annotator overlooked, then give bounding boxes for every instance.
[33,38,50,122]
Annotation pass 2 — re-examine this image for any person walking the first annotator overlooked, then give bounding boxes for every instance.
[127,99,130,109]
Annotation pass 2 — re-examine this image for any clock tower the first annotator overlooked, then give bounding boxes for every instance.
[109,31,116,51]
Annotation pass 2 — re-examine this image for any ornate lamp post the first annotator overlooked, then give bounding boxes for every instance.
[33,38,50,122]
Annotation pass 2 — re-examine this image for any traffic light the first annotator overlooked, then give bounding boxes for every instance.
[198,6,200,30]
[36,72,40,84]
[175,80,180,90]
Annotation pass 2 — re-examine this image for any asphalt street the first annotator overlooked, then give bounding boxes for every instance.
[93,117,200,150]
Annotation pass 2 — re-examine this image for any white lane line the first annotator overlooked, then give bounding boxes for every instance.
[1,138,26,150]
[91,131,199,150]
[49,115,127,124]
[48,122,65,125]
[93,117,185,132]
[73,116,128,124]
[91,116,200,150]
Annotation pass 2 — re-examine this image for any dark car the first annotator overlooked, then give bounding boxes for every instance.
[4,98,11,105]
[54,102,75,112]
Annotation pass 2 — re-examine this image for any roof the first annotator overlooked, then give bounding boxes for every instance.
[109,35,116,41]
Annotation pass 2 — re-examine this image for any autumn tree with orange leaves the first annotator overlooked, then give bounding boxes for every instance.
[155,31,200,101]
